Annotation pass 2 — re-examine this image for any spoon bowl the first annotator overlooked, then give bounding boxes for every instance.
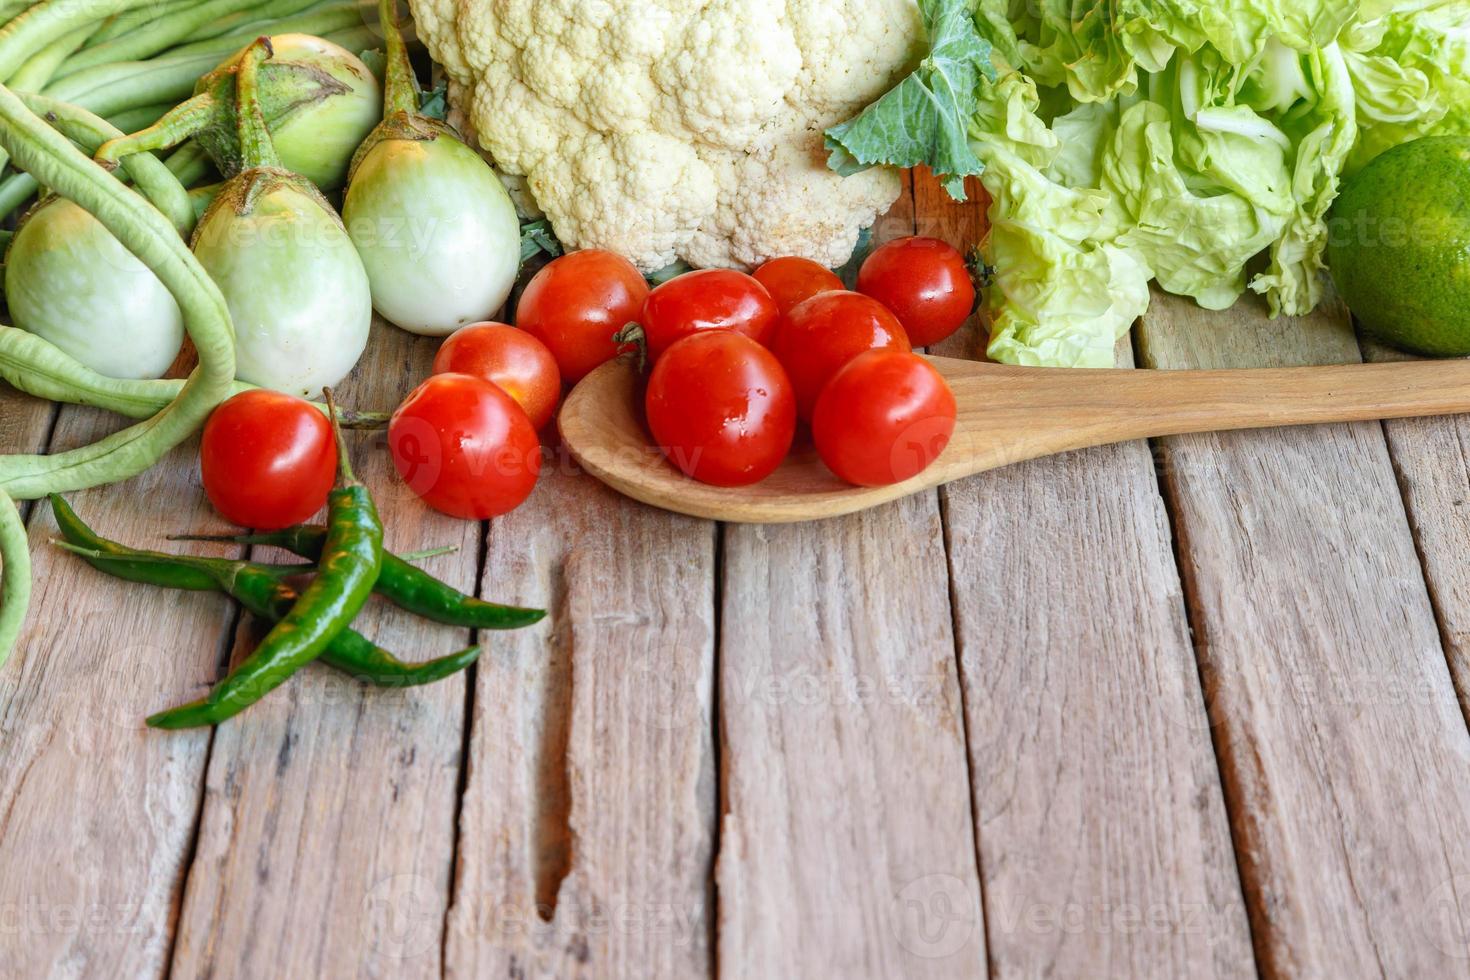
[558,354,1470,524]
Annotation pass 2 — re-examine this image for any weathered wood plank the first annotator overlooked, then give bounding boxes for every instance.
[1136,289,1470,976]
[0,403,233,979]
[167,322,473,978]
[444,455,718,978]
[715,178,986,978]
[0,383,54,470]
[1361,338,1470,657]
[916,169,1254,978]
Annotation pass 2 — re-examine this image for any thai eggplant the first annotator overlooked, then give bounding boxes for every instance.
[340,0,520,336]
[190,36,371,399]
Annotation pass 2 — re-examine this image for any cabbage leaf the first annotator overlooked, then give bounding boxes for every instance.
[826,0,1470,366]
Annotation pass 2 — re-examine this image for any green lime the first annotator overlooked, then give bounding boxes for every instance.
[1328,136,1470,357]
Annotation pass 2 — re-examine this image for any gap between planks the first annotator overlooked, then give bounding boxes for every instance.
[1137,288,1470,977]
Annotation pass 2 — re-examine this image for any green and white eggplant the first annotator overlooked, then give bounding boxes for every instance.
[97,33,380,191]
[341,0,520,336]
[192,37,370,399]
[6,198,184,380]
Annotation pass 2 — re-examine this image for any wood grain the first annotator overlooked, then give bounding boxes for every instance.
[444,449,719,978]
[0,403,233,979]
[917,165,1252,978]
[715,179,986,978]
[1361,338,1470,662]
[0,382,53,471]
[1137,288,1470,977]
[167,322,473,979]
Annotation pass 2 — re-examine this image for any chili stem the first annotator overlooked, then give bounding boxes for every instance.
[322,388,360,486]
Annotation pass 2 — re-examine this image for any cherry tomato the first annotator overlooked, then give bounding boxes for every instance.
[433,322,562,430]
[200,389,337,530]
[516,250,649,384]
[640,269,779,362]
[857,237,976,347]
[753,257,844,315]
[812,350,956,487]
[389,374,542,520]
[770,291,911,421]
[645,331,796,487]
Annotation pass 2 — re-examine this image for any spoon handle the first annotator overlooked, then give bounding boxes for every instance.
[939,358,1470,472]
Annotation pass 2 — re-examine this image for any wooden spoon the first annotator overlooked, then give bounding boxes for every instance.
[558,355,1470,524]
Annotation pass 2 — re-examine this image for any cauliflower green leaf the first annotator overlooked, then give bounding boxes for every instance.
[824,0,994,199]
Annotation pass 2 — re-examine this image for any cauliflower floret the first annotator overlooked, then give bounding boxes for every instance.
[411,0,925,271]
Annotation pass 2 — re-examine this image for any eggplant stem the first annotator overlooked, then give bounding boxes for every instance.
[96,94,218,167]
[234,36,281,171]
[378,0,419,119]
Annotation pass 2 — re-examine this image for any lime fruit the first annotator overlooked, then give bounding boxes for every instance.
[1328,136,1470,357]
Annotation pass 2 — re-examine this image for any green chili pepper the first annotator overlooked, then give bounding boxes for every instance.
[173,526,546,631]
[49,493,309,590]
[146,390,384,729]
[50,495,485,687]
[56,540,480,688]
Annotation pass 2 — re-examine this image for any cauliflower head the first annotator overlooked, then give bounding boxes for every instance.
[409,0,925,272]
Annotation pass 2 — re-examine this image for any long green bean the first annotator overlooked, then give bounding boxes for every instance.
[19,92,193,232]
[0,21,91,174]
[0,326,386,428]
[160,2,365,61]
[0,155,199,240]
[56,0,278,80]
[45,48,234,117]
[0,0,156,83]
[170,0,323,46]
[0,84,236,498]
[165,140,210,184]
[8,20,90,89]
[0,81,237,661]
[44,17,376,119]
[0,489,28,667]
[0,2,35,28]
[0,169,34,215]
[85,0,194,47]
[105,99,174,134]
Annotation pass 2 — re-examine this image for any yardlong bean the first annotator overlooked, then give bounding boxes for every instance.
[56,0,282,80]
[18,92,194,232]
[0,490,29,667]
[0,325,387,427]
[85,0,195,48]
[0,0,157,83]
[0,79,237,660]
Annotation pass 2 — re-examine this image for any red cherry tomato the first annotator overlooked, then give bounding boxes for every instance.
[811,350,956,487]
[200,389,337,530]
[433,322,562,430]
[516,250,649,384]
[640,269,779,362]
[645,331,796,487]
[770,291,911,421]
[389,374,542,520]
[753,257,844,315]
[857,237,976,347]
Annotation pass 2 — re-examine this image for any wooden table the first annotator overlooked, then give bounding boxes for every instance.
[4,170,1470,979]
